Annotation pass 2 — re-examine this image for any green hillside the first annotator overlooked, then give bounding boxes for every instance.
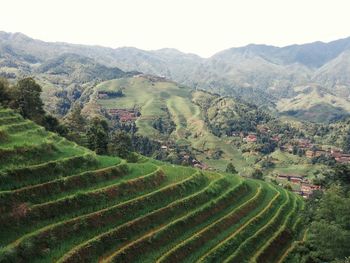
[0,108,304,262]
[93,75,258,171]
[277,85,350,122]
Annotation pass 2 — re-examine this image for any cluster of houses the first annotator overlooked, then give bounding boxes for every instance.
[307,149,350,164]
[134,74,169,83]
[281,138,350,164]
[108,109,139,122]
[242,132,281,143]
[181,151,210,170]
[236,127,350,165]
[192,159,209,170]
[244,134,257,143]
[97,90,124,99]
[237,125,281,144]
[160,145,210,170]
[277,174,322,198]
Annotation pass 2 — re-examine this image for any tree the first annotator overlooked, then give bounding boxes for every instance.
[13,78,45,123]
[0,78,10,105]
[42,114,67,136]
[108,130,132,159]
[284,183,293,191]
[261,157,275,169]
[87,117,109,154]
[343,128,350,153]
[333,164,350,185]
[251,168,263,180]
[64,103,86,132]
[306,185,350,261]
[226,162,238,174]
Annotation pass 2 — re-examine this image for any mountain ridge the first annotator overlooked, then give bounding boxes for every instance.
[1,31,350,122]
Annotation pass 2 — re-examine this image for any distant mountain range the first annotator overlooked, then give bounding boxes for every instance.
[1,31,350,122]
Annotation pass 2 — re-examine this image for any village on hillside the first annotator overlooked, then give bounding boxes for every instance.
[241,132,349,198]
[96,90,348,199]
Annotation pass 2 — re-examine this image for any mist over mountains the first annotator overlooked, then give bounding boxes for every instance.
[1,31,350,122]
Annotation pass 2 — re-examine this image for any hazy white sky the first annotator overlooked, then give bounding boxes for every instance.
[1,0,350,57]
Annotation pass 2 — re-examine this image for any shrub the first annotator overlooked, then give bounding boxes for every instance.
[126,152,139,163]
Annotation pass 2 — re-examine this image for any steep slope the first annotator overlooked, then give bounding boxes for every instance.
[313,50,350,98]
[0,107,304,263]
[189,50,312,105]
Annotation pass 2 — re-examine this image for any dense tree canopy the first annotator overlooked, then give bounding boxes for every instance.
[0,78,10,105]
[87,117,109,154]
[14,78,45,123]
[292,164,350,263]
[108,130,132,158]
[226,162,238,174]
[307,185,350,261]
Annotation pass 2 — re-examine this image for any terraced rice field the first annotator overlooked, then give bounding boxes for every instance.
[0,108,304,262]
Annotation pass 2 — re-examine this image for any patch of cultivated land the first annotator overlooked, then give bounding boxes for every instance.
[0,108,304,262]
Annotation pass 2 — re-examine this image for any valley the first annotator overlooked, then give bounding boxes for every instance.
[84,74,339,197]
[0,30,350,263]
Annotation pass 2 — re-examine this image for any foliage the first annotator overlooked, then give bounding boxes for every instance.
[291,165,350,262]
[311,154,336,166]
[251,168,263,180]
[13,78,45,123]
[343,128,350,153]
[152,117,175,135]
[131,134,161,156]
[0,129,8,142]
[333,164,350,186]
[64,104,86,133]
[108,130,132,158]
[101,90,124,98]
[0,77,45,124]
[42,114,68,136]
[226,162,237,174]
[87,117,109,154]
[1,78,68,138]
[0,78,11,105]
[308,185,350,261]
